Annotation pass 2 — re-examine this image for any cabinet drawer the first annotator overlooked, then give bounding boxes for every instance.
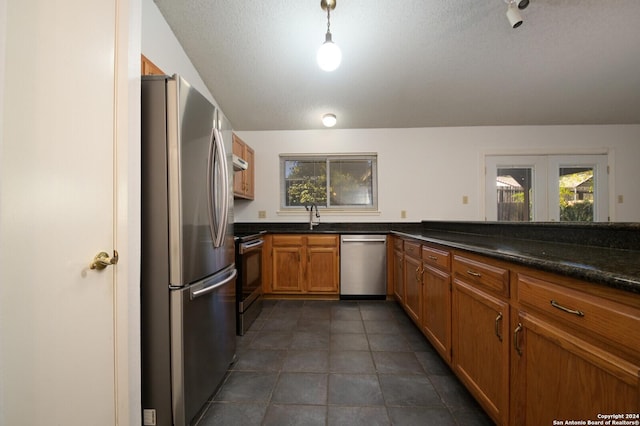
[393,238,403,251]
[272,235,304,246]
[453,254,509,296]
[422,245,451,271]
[516,273,640,355]
[307,235,338,247]
[404,241,421,258]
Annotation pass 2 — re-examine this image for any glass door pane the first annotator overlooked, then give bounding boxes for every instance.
[485,156,546,221]
[497,167,533,221]
[558,167,594,222]
[548,155,608,222]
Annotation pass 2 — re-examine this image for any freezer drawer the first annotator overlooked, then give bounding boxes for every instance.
[340,235,387,299]
[170,265,237,425]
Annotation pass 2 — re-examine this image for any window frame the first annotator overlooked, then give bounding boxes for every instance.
[279,153,379,212]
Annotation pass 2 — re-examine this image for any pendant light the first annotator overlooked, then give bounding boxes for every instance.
[317,0,342,72]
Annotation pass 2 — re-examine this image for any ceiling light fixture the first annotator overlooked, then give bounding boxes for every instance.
[317,0,341,72]
[322,113,337,127]
[505,0,523,28]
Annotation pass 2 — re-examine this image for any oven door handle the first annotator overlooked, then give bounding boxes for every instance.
[240,239,264,253]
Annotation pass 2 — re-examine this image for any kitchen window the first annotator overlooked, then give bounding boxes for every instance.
[280,154,378,211]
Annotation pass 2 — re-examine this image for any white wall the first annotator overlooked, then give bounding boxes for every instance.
[140,0,640,225]
[141,0,216,105]
[234,125,640,223]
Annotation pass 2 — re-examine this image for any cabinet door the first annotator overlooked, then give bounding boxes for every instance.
[452,278,510,426]
[232,135,244,196]
[271,246,304,292]
[511,312,640,426]
[403,254,422,325]
[393,249,404,303]
[244,145,255,199]
[422,265,452,364]
[307,246,339,293]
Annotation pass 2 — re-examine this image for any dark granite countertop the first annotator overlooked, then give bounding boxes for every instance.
[392,227,640,295]
[234,221,640,295]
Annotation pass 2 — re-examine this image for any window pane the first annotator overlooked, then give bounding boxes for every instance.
[329,160,374,207]
[558,167,594,222]
[284,160,327,207]
[496,167,533,221]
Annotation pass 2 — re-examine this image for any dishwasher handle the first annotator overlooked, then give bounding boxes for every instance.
[342,238,386,243]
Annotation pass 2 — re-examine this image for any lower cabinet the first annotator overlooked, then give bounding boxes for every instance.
[510,311,640,426]
[421,264,451,364]
[403,241,422,325]
[266,234,339,295]
[510,272,640,426]
[392,238,404,304]
[452,278,510,426]
[390,236,640,426]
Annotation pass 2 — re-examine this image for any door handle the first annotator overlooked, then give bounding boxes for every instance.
[495,312,503,341]
[90,250,119,270]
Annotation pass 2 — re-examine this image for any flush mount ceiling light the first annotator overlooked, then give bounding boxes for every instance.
[322,113,337,127]
[317,0,342,72]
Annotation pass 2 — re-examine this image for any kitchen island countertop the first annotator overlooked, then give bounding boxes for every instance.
[391,227,640,295]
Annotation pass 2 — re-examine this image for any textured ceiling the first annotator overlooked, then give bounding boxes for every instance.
[153,0,640,131]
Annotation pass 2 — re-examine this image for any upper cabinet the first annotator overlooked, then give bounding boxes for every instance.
[141,54,164,76]
[232,133,255,200]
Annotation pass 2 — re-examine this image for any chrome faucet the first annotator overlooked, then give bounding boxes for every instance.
[305,203,320,230]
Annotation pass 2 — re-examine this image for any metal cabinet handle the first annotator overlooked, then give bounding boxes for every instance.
[415,265,422,283]
[514,322,523,356]
[550,300,585,317]
[495,312,503,341]
[466,270,482,278]
[428,255,438,261]
[90,250,119,270]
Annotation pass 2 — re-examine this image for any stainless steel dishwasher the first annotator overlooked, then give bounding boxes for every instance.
[340,234,387,299]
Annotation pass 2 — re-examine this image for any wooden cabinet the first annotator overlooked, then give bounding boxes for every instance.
[271,235,304,293]
[232,133,254,200]
[452,254,510,426]
[389,233,640,426]
[392,238,404,303]
[266,234,339,295]
[141,54,164,75]
[510,272,640,426]
[421,244,452,364]
[403,241,423,325]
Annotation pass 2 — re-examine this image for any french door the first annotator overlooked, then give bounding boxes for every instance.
[485,155,609,222]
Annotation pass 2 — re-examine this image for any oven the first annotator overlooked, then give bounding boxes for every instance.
[235,232,264,335]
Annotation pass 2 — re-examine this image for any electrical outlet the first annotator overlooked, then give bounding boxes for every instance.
[258,210,267,218]
[401,210,407,219]
[462,195,469,205]
[143,409,156,426]
[617,195,624,204]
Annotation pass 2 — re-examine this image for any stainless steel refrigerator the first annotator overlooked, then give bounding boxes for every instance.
[141,75,236,426]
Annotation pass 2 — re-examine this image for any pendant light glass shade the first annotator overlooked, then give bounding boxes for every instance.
[317,32,342,72]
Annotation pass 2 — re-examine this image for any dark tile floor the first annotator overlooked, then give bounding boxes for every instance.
[195,300,495,426]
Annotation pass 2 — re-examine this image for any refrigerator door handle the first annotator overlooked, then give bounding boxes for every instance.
[191,268,237,299]
[342,238,387,243]
[207,126,230,248]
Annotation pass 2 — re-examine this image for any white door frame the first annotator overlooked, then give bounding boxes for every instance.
[114,0,142,425]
